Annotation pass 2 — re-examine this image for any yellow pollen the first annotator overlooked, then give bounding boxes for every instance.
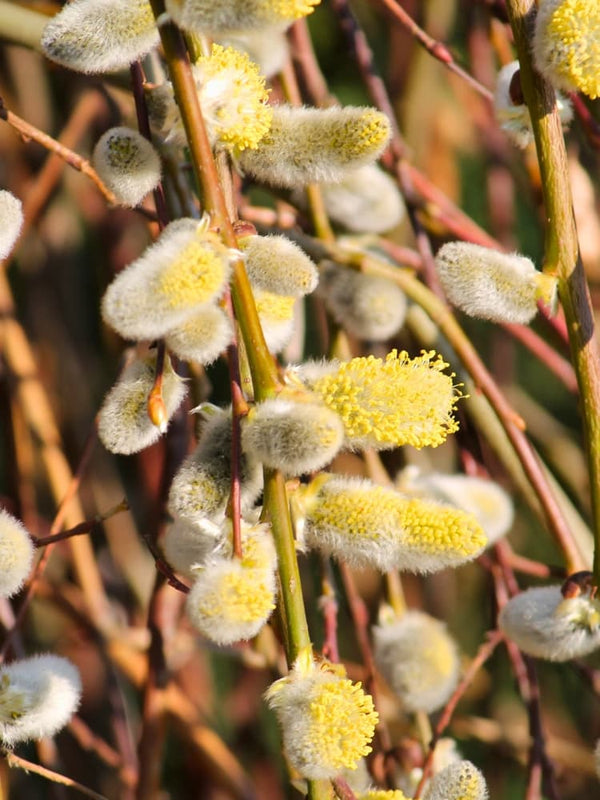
[547,0,600,98]
[155,241,226,309]
[306,677,378,771]
[195,44,272,153]
[255,291,296,321]
[270,0,321,19]
[195,566,275,624]
[312,350,461,449]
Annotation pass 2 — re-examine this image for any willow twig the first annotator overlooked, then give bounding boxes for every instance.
[505,0,600,584]
[0,97,118,205]
[3,751,109,800]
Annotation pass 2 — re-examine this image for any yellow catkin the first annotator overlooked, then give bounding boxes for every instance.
[298,474,487,573]
[535,0,600,99]
[310,350,460,450]
[266,654,378,780]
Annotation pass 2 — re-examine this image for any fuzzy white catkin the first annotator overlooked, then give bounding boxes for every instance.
[494,60,572,149]
[0,654,81,746]
[102,218,231,341]
[318,261,407,341]
[165,0,320,34]
[435,241,557,324]
[41,0,159,75]
[238,105,391,189]
[423,760,488,800]
[252,289,297,353]
[165,304,233,365]
[0,190,24,261]
[0,509,35,598]
[239,235,319,297]
[168,408,263,522]
[162,517,221,578]
[217,27,290,77]
[241,396,344,475]
[397,467,514,548]
[97,356,187,455]
[92,127,161,207]
[499,584,600,661]
[372,610,460,713]
[320,164,405,233]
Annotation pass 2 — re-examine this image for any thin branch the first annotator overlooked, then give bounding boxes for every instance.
[3,751,110,800]
[34,500,129,547]
[0,96,118,205]
[413,630,504,799]
[375,0,494,100]
[505,0,600,585]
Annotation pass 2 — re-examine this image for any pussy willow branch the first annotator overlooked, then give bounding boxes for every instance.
[505,0,600,585]
[0,97,117,205]
[33,500,129,547]
[148,7,327,797]
[3,751,109,800]
[375,0,494,100]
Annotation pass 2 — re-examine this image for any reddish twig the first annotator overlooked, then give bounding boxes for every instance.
[0,95,118,205]
[34,500,129,547]
[3,750,109,800]
[339,562,392,754]
[413,629,503,799]
[375,0,493,100]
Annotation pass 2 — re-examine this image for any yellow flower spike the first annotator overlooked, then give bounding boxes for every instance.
[397,467,514,547]
[265,656,378,780]
[372,608,460,713]
[358,792,411,800]
[424,760,488,800]
[149,45,272,156]
[239,105,391,189]
[296,474,487,573]
[305,350,460,451]
[534,0,600,99]
[166,0,321,34]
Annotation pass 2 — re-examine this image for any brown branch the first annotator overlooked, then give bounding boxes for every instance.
[3,751,109,800]
[34,500,129,547]
[0,96,118,205]
[413,630,503,799]
[375,0,493,100]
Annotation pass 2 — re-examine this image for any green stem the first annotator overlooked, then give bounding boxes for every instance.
[149,2,278,398]
[149,7,326,795]
[505,0,600,584]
